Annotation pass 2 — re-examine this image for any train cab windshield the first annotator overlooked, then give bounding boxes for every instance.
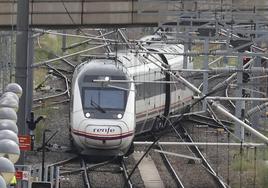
[80,74,130,119]
[83,88,126,111]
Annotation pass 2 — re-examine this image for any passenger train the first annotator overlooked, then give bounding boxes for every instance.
[70,34,193,156]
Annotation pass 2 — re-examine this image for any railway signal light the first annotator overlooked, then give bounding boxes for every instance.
[27,112,44,150]
[27,112,44,131]
[242,72,250,83]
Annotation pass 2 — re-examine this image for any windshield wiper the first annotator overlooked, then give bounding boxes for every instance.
[90,99,106,113]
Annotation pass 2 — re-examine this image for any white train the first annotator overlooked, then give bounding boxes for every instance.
[70,35,193,156]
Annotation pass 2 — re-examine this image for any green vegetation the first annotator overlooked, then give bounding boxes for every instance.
[231,149,255,171]
[33,67,48,89]
[33,106,56,144]
[231,148,268,187]
[33,31,88,88]
[191,43,239,69]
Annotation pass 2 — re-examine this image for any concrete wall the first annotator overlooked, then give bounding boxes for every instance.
[0,0,267,28]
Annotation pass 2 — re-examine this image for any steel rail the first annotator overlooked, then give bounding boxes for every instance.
[48,156,79,167]
[225,80,236,109]
[33,99,70,108]
[155,144,185,188]
[120,159,133,188]
[173,125,228,188]
[154,149,202,162]
[33,64,70,104]
[46,64,70,98]
[80,158,91,188]
[198,73,224,92]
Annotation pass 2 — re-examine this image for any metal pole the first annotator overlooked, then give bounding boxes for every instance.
[251,21,262,129]
[62,30,67,53]
[211,102,268,144]
[27,31,33,117]
[41,129,50,181]
[130,50,268,57]
[235,56,244,141]
[246,102,268,118]
[175,67,268,73]
[212,58,254,91]
[15,0,29,167]
[193,96,268,101]
[134,141,265,147]
[202,39,209,111]
[183,32,188,69]
[55,167,60,188]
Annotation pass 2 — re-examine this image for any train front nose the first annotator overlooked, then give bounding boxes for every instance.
[79,120,132,149]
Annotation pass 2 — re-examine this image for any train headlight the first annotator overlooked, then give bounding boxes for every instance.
[104,76,110,81]
[85,113,91,118]
[117,113,122,119]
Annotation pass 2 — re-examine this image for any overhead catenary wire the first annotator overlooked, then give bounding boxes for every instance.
[125,37,268,185]
[32,44,108,68]
[32,26,266,187]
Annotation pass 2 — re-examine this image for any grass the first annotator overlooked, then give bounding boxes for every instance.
[33,67,48,89]
[231,149,255,171]
[33,106,56,144]
[257,162,268,187]
[191,43,239,69]
[230,147,268,187]
[34,31,95,66]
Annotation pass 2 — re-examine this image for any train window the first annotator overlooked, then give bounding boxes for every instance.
[135,78,166,100]
[83,88,126,111]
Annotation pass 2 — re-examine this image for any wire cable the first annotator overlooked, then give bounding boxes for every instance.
[125,79,228,186]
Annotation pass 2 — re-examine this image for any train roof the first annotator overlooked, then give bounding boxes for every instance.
[75,59,130,81]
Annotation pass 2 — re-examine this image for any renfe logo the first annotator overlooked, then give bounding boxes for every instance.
[93,127,116,134]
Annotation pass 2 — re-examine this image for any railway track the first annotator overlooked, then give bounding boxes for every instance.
[80,158,91,188]
[141,71,234,187]
[44,155,134,188]
[33,60,73,108]
[139,119,228,188]
[174,123,227,188]
[154,144,185,188]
